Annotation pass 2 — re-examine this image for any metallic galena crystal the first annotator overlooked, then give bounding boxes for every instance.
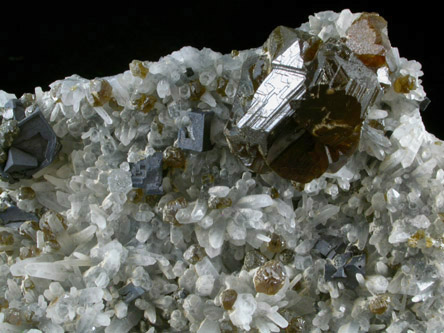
[225,27,383,183]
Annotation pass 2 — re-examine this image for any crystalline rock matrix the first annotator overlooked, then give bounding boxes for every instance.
[1,9,443,333]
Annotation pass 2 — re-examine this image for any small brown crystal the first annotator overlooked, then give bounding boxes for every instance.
[183,244,206,264]
[346,13,390,68]
[89,79,113,106]
[254,260,286,295]
[0,297,9,310]
[163,146,186,169]
[408,229,425,248]
[132,93,157,113]
[128,188,145,204]
[394,75,416,94]
[163,197,188,225]
[267,233,286,253]
[220,289,238,310]
[17,187,36,200]
[208,196,232,209]
[189,80,206,101]
[130,60,149,79]
[0,230,14,245]
[226,29,382,184]
[286,316,306,333]
[369,295,389,314]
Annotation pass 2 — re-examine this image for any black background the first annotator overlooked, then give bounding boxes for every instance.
[1,2,442,138]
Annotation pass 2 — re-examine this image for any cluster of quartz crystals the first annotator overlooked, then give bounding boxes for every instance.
[0,9,443,333]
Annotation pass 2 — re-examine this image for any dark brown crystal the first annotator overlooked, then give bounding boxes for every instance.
[286,316,306,333]
[163,146,186,169]
[220,289,238,310]
[128,188,145,204]
[0,230,14,245]
[254,260,286,295]
[279,249,295,265]
[0,297,9,310]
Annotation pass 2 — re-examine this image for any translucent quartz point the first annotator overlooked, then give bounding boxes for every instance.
[226,27,382,183]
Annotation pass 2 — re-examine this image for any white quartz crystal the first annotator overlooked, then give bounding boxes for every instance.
[1,9,443,333]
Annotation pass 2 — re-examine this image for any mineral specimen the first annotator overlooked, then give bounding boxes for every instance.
[0,9,442,333]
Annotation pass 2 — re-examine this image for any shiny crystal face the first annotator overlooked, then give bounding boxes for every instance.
[226,27,382,183]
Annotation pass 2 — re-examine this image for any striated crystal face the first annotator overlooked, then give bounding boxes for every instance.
[226,27,382,183]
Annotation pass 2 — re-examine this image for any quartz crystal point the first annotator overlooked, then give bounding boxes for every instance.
[226,27,382,183]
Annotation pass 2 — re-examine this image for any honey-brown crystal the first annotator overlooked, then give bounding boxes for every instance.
[220,289,238,310]
[254,260,286,295]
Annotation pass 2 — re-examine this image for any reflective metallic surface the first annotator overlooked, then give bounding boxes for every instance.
[226,27,383,183]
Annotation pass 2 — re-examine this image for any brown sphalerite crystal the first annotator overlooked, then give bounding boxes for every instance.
[132,93,157,113]
[369,295,389,315]
[130,59,149,79]
[163,146,186,169]
[278,249,295,265]
[220,289,238,310]
[225,27,382,183]
[346,13,391,68]
[208,196,232,210]
[89,79,113,107]
[254,260,286,295]
[17,186,36,200]
[163,196,188,225]
[0,297,9,310]
[394,75,416,94]
[183,244,206,264]
[286,316,306,333]
[267,233,286,253]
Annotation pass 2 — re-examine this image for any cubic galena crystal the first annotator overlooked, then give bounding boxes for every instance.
[0,108,61,182]
[129,152,163,195]
[119,283,146,304]
[0,205,39,225]
[177,110,213,152]
[226,27,382,183]
[1,9,443,333]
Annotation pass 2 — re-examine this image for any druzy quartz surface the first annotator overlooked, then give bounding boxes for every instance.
[1,9,443,333]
